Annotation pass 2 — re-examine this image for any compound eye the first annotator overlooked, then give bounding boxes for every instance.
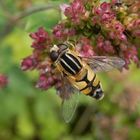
[50,51,59,62]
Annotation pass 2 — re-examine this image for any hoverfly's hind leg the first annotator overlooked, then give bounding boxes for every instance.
[65,40,76,51]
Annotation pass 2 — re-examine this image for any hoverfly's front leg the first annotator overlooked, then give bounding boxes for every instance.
[53,63,66,78]
[65,40,84,58]
[65,40,76,51]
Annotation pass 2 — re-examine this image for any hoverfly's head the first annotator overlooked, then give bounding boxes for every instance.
[50,44,68,62]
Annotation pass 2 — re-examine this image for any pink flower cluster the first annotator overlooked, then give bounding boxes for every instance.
[53,23,75,40]
[93,2,115,23]
[21,27,62,90]
[127,19,140,37]
[21,56,38,71]
[30,27,51,49]
[96,35,115,55]
[21,27,52,71]
[21,0,140,91]
[123,46,139,68]
[76,37,96,57]
[64,0,86,24]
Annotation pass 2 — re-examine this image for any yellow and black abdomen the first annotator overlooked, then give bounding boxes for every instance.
[74,62,104,100]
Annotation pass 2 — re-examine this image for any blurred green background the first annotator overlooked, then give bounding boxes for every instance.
[0,0,140,140]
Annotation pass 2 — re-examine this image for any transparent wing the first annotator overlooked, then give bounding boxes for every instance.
[83,56,125,73]
[61,90,79,123]
[58,77,79,123]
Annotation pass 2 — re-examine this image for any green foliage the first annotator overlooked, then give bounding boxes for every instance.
[25,9,61,32]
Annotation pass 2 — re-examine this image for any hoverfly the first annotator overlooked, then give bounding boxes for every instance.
[50,41,125,123]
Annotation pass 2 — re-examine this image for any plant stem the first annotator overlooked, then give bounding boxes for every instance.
[14,4,60,21]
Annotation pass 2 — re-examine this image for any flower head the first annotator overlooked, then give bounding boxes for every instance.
[21,0,140,94]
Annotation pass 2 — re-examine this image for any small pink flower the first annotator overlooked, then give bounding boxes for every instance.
[114,22,124,32]
[127,19,140,37]
[123,46,139,66]
[30,27,51,49]
[31,41,46,49]
[119,33,127,41]
[64,0,86,24]
[53,23,65,39]
[93,2,115,23]
[100,2,111,12]
[60,4,70,13]
[79,44,95,57]
[109,32,116,39]
[104,41,115,53]
[77,37,95,57]
[30,27,49,43]
[0,74,8,88]
[21,56,38,71]
[53,23,75,39]
[36,74,54,90]
[96,36,115,54]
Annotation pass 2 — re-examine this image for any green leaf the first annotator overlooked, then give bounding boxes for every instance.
[25,9,61,32]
